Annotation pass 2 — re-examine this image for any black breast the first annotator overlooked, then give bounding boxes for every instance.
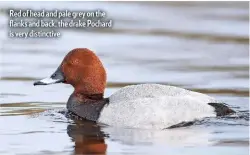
[67,95,109,122]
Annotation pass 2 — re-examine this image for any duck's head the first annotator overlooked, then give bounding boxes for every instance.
[34,48,106,95]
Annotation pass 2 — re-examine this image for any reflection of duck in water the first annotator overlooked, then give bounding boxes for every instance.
[34,48,235,129]
[67,119,107,155]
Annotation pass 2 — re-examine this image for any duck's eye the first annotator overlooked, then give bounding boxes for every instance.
[70,59,79,65]
[73,59,79,64]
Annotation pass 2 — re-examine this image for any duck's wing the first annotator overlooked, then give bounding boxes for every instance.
[99,96,217,129]
[109,84,218,103]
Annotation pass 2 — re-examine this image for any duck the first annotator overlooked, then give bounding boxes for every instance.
[34,48,235,129]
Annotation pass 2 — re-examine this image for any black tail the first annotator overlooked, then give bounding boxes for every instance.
[208,103,235,116]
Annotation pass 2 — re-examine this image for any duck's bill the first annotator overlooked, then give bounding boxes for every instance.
[33,77,63,86]
[33,68,65,86]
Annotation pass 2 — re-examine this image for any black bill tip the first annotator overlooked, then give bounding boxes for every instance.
[33,81,47,86]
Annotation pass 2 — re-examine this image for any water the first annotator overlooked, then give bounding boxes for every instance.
[0,1,249,155]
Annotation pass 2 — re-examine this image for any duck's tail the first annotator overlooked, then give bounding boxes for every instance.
[208,103,236,116]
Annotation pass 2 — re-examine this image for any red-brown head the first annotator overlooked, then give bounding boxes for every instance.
[34,48,106,96]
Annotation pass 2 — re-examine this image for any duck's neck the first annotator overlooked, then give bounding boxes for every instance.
[73,91,104,102]
[72,83,105,100]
